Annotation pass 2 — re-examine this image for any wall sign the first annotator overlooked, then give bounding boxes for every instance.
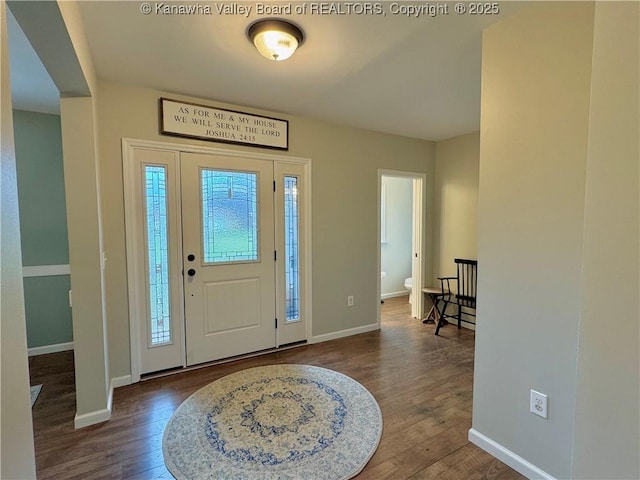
[160,98,288,150]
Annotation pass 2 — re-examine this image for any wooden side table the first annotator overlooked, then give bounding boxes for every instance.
[421,287,448,324]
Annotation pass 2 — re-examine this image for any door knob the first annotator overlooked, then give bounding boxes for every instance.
[187,268,196,277]
[187,254,195,261]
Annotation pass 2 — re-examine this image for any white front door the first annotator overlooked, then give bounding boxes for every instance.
[180,152,276,366]
[124,141,310,380]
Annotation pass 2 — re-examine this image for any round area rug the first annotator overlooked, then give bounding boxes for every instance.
[163,364,383,480]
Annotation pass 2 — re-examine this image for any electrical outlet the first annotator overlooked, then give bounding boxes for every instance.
[347,296,354,307]
[530,389,548,419]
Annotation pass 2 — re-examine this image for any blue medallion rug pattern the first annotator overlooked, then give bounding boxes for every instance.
[163,364,383,479]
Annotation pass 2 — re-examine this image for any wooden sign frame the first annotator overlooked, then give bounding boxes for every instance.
[160,98,288,150]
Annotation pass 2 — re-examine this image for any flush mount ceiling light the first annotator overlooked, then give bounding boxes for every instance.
[247,19,304,61]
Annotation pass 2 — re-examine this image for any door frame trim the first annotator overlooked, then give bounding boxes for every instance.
[122,138,312,383]
[377,170,426,322]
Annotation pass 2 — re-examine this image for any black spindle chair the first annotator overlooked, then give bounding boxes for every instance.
[436,259,477,335]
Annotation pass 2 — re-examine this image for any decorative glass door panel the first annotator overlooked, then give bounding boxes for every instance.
[201,170,259,264]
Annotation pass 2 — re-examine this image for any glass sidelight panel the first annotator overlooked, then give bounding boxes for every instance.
[284,176,300,321]
[144,165,171,346]
[201,170,259,263]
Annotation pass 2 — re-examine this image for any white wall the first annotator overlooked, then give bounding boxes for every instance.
[473,4,595,478]
[0,2,37,477]
[572,3,639,478]
[433,131,479,283]
[381,176,413,297]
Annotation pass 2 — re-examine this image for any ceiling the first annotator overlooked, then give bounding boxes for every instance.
[9,1,527,141]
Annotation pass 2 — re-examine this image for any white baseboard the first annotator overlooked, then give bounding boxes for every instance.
[74,404,112,429]
[461,322,476,331]
[381,291,409,300]
[311,323,379,344]
[111,375,132,388]
[74,377,116,429]
[469,428,556,480]
[28,341,74,357]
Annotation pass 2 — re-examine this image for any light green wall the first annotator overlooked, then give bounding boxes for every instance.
[13,109,73,348]
[96,81,435,379]
[23,276,73,347]
[13,110,68,265]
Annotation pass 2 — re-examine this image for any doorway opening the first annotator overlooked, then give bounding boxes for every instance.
[378,170,426,323]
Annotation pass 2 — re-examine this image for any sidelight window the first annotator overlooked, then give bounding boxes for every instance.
[144,165,171,345]
[284,176,300,321]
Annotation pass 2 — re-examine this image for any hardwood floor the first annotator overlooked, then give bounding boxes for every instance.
[29,296,526,479]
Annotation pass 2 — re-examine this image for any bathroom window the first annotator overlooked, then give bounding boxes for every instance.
[144,165,171,346]
[284,176,300,321]
[201,169,259,264]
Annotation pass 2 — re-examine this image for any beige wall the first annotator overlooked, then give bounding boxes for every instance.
[473,3,595,478]
[50,0,112,423]
[572,2,639,478]
[433,131,479,283]
[0,2,36,477]
[60,96,111,419]
[56,1,97,93]
[474,2,640,478]
[96,82,435,378]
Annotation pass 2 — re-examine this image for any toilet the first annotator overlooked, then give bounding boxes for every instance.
[404,277,413,304]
